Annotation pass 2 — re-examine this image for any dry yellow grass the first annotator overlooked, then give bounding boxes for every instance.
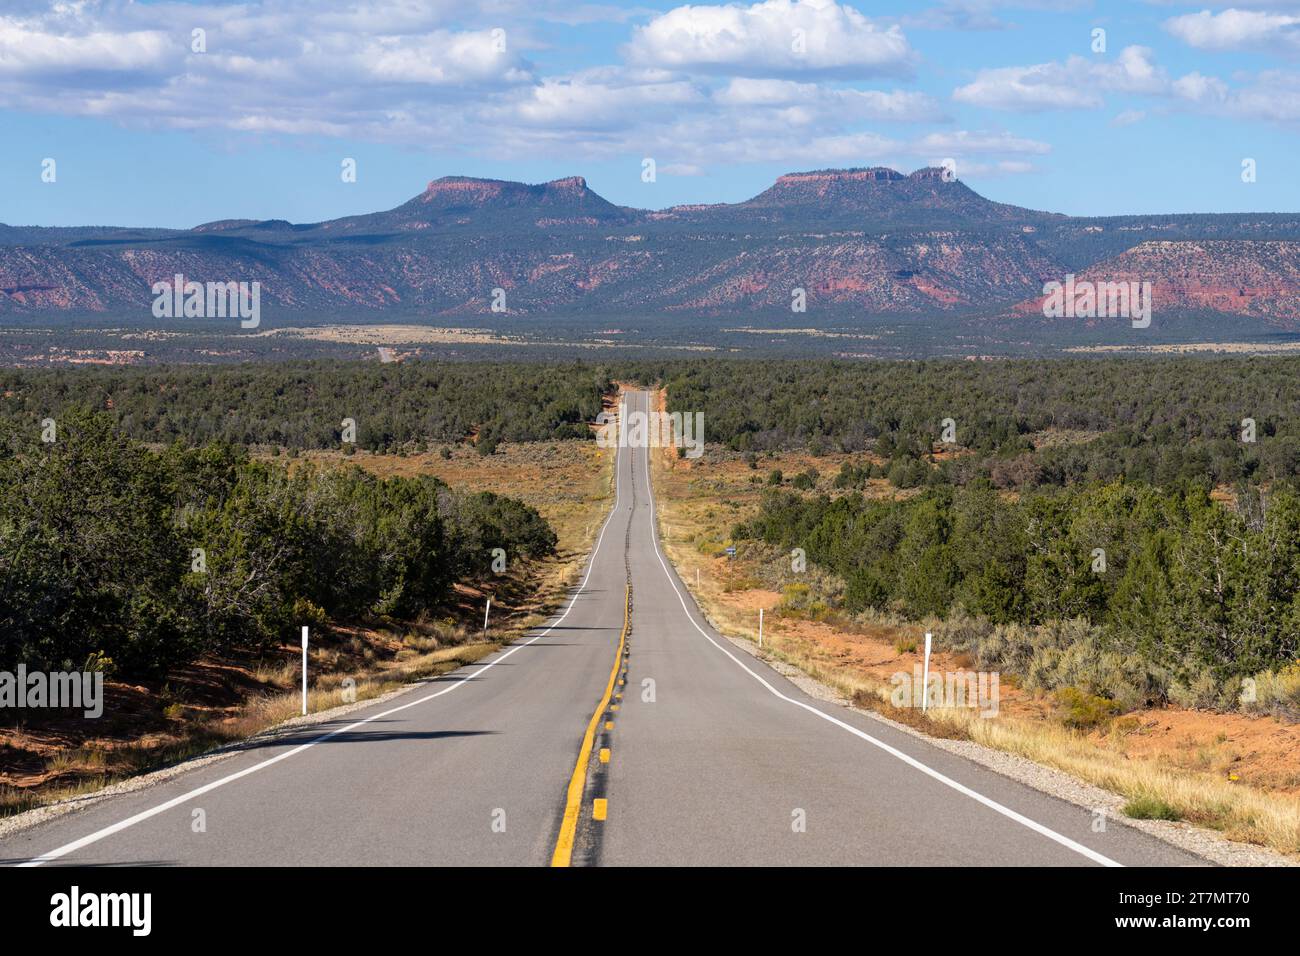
[3,640,503,818]
[222,641,500,740]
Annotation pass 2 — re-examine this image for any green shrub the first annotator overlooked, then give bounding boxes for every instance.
[1123,796,1182,821]
[1242,662,1300,719]
[1053,687,1122,730]
[0,411,555,679]
[779,582,812,611]
[792,468,819,490]
[1168,669,1224,710]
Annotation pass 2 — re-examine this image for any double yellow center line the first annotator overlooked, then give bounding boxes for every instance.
[550,583,630,867]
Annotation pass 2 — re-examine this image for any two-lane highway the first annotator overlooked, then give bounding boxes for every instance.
[1,389,1206,867]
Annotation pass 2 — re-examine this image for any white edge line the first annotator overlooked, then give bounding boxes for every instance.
[636,390,1122,869]
[16,417,629,867]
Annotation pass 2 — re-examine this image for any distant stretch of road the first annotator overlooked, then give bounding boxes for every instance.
[1,389,1202,867]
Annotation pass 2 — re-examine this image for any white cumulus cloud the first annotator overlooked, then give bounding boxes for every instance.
[913,129,1050,154]
[625,0,915,77]
[0,22,173,77]
[952,46,1167,111]
[1164,9,1300,55]
[714,77,943,121]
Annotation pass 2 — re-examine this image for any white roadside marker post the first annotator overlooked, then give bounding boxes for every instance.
[301,626,309,716]
[483,597,492,638]
[696,567,700,588]
[921,631,932,714]
[759,608,764,649]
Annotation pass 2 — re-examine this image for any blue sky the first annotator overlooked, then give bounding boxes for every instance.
[2,0,1298,228]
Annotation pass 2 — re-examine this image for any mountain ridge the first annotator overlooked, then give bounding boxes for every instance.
[3,167,1300,327]
[0,166,1042,234]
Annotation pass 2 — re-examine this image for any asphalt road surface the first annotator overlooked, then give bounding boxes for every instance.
[1,389,1203,867]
